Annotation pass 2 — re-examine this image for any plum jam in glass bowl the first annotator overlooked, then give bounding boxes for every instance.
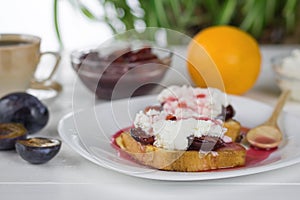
[71,41,173,100]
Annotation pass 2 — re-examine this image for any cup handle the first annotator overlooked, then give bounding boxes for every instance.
[33,51,61,82]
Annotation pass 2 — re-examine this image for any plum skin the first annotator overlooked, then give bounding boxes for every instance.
[15,138,61,164]
[0,134,27,150]
[0,93,49,134]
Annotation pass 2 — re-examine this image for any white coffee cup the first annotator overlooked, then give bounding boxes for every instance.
[0,34,60,97]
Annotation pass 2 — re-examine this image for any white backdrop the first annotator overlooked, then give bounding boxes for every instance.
[0,0,112,51]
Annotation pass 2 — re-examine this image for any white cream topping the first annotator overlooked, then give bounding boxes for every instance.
[152,118,226,150]
[134,109,166,133]
[274,49,300,101]
[280,49,300,78]
[133,85,231,151]
[158,85,228,119]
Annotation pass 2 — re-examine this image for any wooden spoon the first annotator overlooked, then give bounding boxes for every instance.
[246,90,290,149]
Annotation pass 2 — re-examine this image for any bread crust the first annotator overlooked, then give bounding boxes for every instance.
[224,119,241,142]
[116,131,246,172]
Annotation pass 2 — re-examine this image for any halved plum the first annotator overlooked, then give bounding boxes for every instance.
[15,137,61,164]
[0,123,27,150]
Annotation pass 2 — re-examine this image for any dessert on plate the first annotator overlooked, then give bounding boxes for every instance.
[115,85,246,172]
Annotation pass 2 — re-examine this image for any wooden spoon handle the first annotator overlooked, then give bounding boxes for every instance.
[267,90,291,126]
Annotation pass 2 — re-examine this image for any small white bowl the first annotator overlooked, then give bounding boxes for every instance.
[271,50,300,101]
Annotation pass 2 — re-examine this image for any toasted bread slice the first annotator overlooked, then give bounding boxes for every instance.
[224,119,241,142]
[116,132,246,172]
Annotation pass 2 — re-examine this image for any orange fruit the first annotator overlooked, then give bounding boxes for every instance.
[187,26,261,95]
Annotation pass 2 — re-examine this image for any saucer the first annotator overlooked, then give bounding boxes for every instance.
[27,80,62,104]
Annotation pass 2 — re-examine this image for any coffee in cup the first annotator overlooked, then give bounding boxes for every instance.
[0,34,60,97]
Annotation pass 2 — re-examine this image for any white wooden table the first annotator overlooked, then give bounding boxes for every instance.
[1,45,300,200]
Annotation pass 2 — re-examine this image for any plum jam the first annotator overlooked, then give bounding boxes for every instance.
[71,46,172,100]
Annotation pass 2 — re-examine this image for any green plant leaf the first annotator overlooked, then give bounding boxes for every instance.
[283,0,298,32]
[153,0,170,28]
[265,0,276,24]
[215,0,237,25]
[54,0,63,49]
[240,0,266,37]
[78,4,97,20]
[202,0,219,17]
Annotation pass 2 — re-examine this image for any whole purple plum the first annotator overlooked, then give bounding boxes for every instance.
[0,93,49,134]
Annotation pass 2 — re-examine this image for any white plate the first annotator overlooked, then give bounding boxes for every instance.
[58,95,300,181]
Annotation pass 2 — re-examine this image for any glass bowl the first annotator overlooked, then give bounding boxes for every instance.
[71,41,173,100]
[271,50,300,101]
